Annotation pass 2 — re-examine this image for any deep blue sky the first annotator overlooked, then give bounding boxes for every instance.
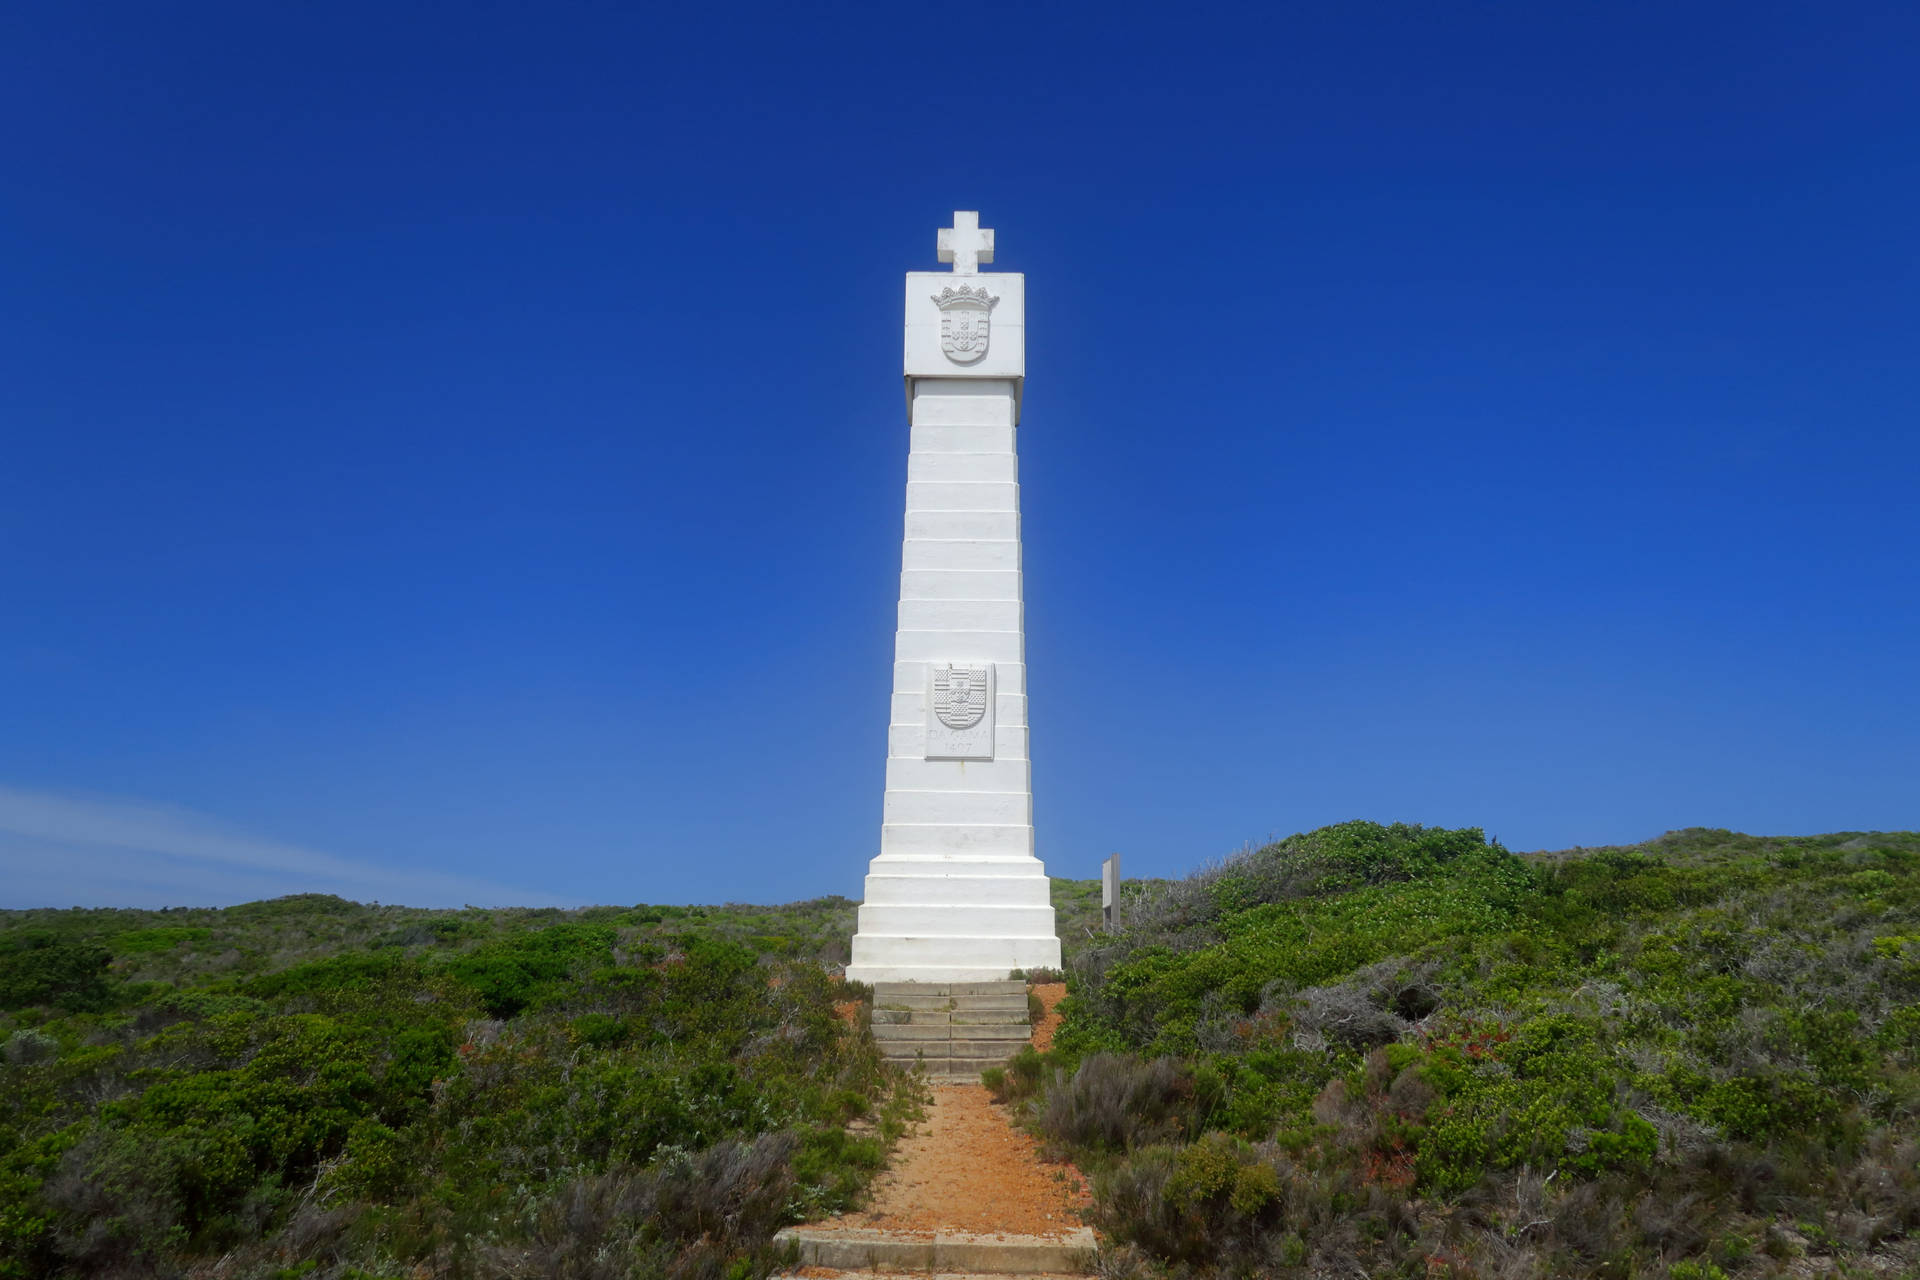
[2,2,1915,908]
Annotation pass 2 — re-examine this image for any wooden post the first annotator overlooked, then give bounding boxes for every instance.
[1101,854,1121,932]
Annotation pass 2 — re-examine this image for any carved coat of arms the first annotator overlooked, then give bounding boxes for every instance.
[931,664,989,729]
[931,285,998,365]
[925,662,994,760]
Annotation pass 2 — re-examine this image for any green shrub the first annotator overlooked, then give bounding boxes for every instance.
[0,936,113,1011]
[0,898,897,1279]
[440,923,618,1017]
[108,926,213,954]
[980,1065,1007,1098]
[1667,1262,1729,1280]
[1030,824,1920,1279]
[1091,1135,1286,1269]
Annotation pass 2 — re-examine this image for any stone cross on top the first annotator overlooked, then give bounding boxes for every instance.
[937,211,995,274]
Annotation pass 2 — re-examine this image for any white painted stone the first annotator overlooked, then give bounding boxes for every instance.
[893,662,1027,696]
[889,722,1029,760]
[936,210,995,273]
[850,934,1059,972]
[911,424,1018,453]
[905,278,1025,386]
[870,859,1045,879]
[856,903,1056,937]
[873,829,1037,858]
[911,397,1019,429]
[885,758,1031,792]
[904,511,1021,540]
[862,874,1051,906]
[905,481,1021,512]
[846,214,1059,985]
[907,452,1019,483]
[897,569,1023,601]
[893,630,1025,664]
[901,539,1021,572]
[881,789,1031,826]
[897,598,1024,633]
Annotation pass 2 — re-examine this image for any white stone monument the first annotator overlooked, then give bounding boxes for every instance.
[844,213,1062,984]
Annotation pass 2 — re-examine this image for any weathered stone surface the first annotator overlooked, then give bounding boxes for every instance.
[873,1023,957,1041]
[868,974,1031,1081]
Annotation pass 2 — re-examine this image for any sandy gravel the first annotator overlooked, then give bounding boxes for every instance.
[1029,982,1066,1052]
[813,1084,1090,1239]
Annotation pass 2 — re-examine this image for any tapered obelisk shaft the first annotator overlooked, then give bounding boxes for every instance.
[845,214,1061,983]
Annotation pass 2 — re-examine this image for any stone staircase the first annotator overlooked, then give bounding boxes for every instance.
[871,980,1030,1081]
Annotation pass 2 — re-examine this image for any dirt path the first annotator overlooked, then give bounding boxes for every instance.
[814,1083,1089,1239]
[1029,982,1066,1052]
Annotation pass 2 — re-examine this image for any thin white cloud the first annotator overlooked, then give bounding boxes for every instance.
[0,785,562,909]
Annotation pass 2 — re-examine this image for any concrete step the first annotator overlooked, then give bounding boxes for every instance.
[875,993,957,1011]
[773,1226,1096,1275]
[946,1028,1031,1044]
[872,980,1027,997]
[903,1060,1027,1081]
[955,981,1029,996]
[873,1023,957,1041]
[949,1030,1031,1044]
[776,1273,1085,1279]
[874,1025,1026,1042]
[881,1049,939,1065]
[951,1038,1028,1056]
[949,1056,1022,1076]
[951,997,1028,1014]
[849,958,1056,982]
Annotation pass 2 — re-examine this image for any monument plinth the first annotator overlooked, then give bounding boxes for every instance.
[845,213,1062,984]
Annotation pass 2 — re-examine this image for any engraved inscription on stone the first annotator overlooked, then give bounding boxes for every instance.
[925,662,995,760]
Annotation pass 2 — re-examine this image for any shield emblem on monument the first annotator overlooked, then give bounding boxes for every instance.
[932,664,989,730]
[931,285,998,365]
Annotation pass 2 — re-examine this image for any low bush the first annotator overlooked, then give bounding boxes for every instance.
[476,1131,800,1280]
[1037,1053,1197,1154]
[1033,823,1920,1278]
[0,896,900,1279]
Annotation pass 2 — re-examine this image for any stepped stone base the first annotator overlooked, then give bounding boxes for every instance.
[845,368,1064,990]
[773,1226,1096,1274]
[846,871,1061,984]
[871,980,1031,1083]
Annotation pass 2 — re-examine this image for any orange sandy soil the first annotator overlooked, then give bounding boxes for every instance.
[789,1271,1089,1279]
[810,1084,1090,1239]
[788,1271,1088,1279]
[1028,982,1066,1052]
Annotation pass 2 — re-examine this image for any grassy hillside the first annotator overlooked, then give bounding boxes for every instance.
[0,895,910,1279]
[997,823,1920,1279]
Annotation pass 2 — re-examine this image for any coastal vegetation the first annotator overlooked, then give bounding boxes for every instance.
[0,895,909,1279]
[1009,823,1920,1278]
[5,822,1916,1278]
